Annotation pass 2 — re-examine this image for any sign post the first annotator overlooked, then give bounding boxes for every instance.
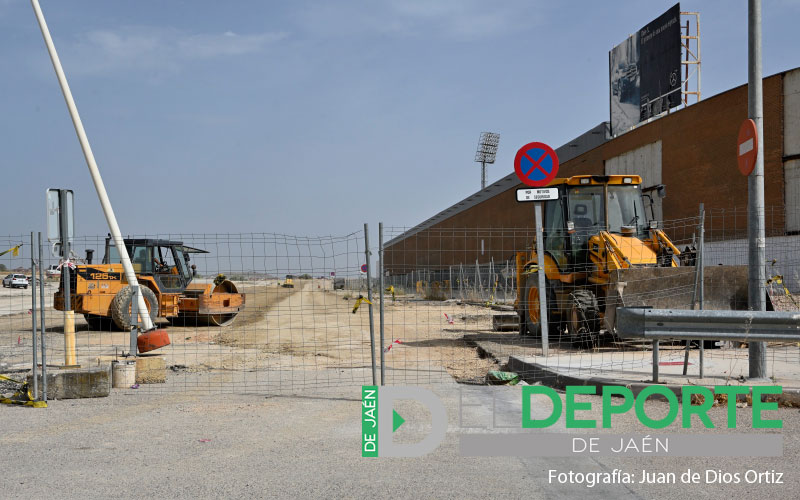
[746,0,767,380]
[46,188,77,366]
[514,142,560,356]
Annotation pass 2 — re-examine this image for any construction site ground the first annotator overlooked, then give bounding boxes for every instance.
[471,334,800,393]
[2,278,799,395]
[3,279,800,497]
[1,279,499,392]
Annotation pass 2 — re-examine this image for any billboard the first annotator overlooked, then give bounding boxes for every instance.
[609,3,681,136]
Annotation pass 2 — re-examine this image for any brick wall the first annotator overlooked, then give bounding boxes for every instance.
[386,72,787,271]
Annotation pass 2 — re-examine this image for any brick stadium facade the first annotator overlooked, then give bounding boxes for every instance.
[385,68,800,274]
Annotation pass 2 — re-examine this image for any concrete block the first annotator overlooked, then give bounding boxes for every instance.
[492,313,519,331]
[136,356,166,384]
[27,366,111,400]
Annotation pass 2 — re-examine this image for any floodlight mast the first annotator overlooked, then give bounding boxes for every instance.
[475,132,500,190]
[31,0,154,332]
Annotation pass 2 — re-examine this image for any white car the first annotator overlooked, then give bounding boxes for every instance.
[3,273,29,289]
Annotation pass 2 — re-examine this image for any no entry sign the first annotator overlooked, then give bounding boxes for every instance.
[738,119,758,176]
[514,142,559,187]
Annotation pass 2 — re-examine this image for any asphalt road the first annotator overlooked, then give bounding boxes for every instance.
[1,380,798,499]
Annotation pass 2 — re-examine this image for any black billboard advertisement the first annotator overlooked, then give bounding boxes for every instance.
[610,3,681,136]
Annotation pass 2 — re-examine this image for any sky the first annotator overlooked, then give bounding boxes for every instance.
[1,0,799,239]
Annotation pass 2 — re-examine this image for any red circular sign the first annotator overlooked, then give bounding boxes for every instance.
[737,119,758,176]
[514,142,559,187]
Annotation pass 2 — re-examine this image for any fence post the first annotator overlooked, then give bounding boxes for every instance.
[449,265,452,299]
[38,232,47,401]
[459,264,464,300]
[379,223,386,386]
[475,259,480,298]
[364,223,377,386]
[30,232,38,400]
[652,340,659,383]
[489,257,495,303]
[685,204,706,377]
[698,203,705,378]
[129,284,139,356]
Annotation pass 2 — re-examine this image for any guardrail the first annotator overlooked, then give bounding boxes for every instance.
[616,308,800,382]
[616,308,800,342]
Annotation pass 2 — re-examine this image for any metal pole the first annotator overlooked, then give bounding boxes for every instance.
[30,232,38,400]
[38,232,47,401]
[449,265,452,299]
[130,285,139,356]
[748,0,767,379]
[682,339,691,375]
[698,203,705,378]
[364,223,377,385]
[30,0,153,331]
[378,223,386,386]
[60,191,70,314]
[60,189,76,366]
[697,12,702,101]
[475,259,480,297]
[652,340,659,383]
[481,161,486,190]
[534,202,549,356]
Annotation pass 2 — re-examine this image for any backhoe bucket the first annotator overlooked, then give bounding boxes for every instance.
[604,265,749,336]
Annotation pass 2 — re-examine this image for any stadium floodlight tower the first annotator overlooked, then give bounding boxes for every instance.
[475,132,500,190]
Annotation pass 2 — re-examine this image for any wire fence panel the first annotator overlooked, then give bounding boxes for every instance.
[381,206,800,387]
[2,206,799,398]
[1,231,379,395]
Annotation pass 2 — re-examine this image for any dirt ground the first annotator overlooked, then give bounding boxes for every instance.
[0,278,500,388]
[4,278,799,395]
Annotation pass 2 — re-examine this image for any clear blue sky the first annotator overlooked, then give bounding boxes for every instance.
[1,0,798,238]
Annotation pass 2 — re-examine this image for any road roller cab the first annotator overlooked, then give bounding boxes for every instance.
[54,237,245,330]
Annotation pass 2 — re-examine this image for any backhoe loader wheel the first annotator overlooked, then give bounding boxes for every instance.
[521,278,557,338]
[567,290,600,348]
[111,285,159,330]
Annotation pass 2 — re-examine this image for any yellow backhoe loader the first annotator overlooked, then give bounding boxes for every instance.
[515,175,748,345]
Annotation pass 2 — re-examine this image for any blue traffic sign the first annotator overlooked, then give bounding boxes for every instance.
[514,142,559,187]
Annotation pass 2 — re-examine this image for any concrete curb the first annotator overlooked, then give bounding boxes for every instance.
[26,365,111,400]
[507,355,800,406]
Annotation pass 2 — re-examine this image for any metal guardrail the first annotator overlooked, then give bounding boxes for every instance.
[617,308,800,342]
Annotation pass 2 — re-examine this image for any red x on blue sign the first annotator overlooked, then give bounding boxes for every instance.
[514,142,559,188]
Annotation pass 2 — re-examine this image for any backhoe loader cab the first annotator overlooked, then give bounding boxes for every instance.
[540,176,658,272]
[55,237,245,330]
[516,175,747,344]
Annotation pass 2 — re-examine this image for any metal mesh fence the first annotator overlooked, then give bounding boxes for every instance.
[2,206,799,398]
[380,204,800,387]
[1,231,378,395]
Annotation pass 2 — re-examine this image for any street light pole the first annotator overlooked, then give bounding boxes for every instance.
[475,132,500,191]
